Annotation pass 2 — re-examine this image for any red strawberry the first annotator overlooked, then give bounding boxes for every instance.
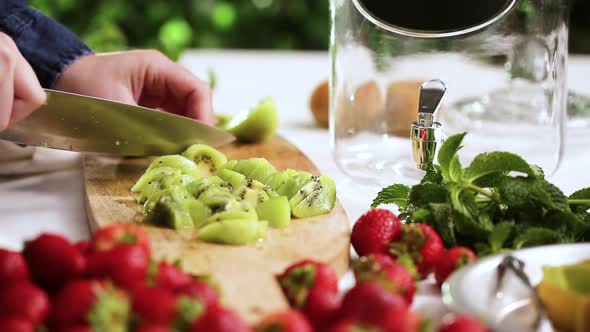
[353,256,416,305]
[176,280,219,308]
[351,209,402,257]
[75,240,91,256]
[437,315,488,332]
[327,320,381,332]
[365,253,397,269]
[51,280,129,330]
[135,325,174,332]
[91,223,151,257]
[390,223,445,279]
[87,244,148,290]
[152,261,192,291]
[56,327,94,332]
[23,233,86,290]
[190,305,252,332]
[0,281,49,324]
[256,310,313,332]
[0,316,34,332]
[278,260,340,328]
[435,247,477,286]
[132,286,178,324]
[0,249,29,286]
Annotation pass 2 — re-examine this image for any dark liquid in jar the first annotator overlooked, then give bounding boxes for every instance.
[357,0,514,32]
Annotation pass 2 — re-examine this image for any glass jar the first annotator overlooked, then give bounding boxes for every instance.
[330,0,570,185]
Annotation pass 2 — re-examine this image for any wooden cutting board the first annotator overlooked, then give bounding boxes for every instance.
[82,136,350,323]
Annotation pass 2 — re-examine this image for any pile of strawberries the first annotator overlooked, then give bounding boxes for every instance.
[0,224,240,332]
[0,210,486,332]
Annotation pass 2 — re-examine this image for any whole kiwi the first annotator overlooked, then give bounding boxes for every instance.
[385,80,423,138]
[310,80,330,128]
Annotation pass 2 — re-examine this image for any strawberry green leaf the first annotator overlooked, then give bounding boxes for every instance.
[437,132,466,181]
[464,152,534,183]
[177,296,204,325]
[88,287,130,332]
[371,184,410,208]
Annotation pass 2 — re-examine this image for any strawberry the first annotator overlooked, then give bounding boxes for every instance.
[327,320,382,332]
[0,249,29,287]
[353,256,416,305]
[50,279,129,331]
[437,315,488,332]
[151,261,192,291]
[435,247,477,286]
[87,244,149,290]
[390,223,445,279]
[351,209,402,257]
[56,327,94,332]
[132,285,205,326]
[338,281,420,332]
[0,281,49,324]
[91,223,151,257]
[23,233,86,291]
[176,280,219,308]
[278,260,340,328]
[135,324,174,332]
[0,316,35,332]
[75,240,91,256]
[190,305,252,332]
[364,253,397,269]
[256,310,313,332]
[131,285,178,324]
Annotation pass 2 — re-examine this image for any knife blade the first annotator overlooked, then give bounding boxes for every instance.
[0,89,235,156]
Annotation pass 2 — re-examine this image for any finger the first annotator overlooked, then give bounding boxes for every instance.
[11,52,46,124]
[0,33,16,130]
[141,56,214,124]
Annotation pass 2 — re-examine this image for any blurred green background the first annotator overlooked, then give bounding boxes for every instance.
[29,0,589,60]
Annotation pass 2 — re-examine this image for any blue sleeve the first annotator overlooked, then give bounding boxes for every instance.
[0,0,94,88]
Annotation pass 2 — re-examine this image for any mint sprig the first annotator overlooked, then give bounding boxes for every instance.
[372,133,590,256]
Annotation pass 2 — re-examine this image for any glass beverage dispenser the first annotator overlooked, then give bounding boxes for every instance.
[330,0,569,185]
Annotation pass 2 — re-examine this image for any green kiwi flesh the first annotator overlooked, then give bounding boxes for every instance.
[256,196,291,228]
[181,144,228,176]
[146,155,202,179]
[225,97,279,143]
[290,175,336,218]
[198,219,266,245]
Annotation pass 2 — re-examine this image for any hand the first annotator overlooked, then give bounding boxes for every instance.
[53,50,214,125]
[0,32,46,130]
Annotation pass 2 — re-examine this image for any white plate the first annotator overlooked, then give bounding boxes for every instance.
[442,243,590,332]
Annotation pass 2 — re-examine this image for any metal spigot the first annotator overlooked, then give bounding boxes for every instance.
[411,80,447,171]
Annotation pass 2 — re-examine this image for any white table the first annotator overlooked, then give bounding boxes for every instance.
[1,50,589,321]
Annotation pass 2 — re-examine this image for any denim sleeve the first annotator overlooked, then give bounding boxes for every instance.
[0,0,94,88]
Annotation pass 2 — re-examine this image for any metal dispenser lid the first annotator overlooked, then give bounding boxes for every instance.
[352,0,517,38]
[411,80,446,171]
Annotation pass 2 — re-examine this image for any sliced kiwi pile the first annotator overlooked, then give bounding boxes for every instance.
[132,144,337,246]
[215,97,279,143]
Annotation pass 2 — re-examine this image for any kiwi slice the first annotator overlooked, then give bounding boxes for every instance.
[206,201,258,224]
[183,199,212,227]
[232,158,277,182]
[132,167,187,203]
[218,169,246,190]
[276,171,313,199]
[144,186,193,214]
[147,155,201,179]
[216,160,238,174]
[146,196,194,230]
[256,196,291,228]
[233,185,270,206]
[198,186,236,211]
[198,219,265,245]
[181,144,228,176]
[186,176,226,198]
[289,175,336,218]
[265,170,297,191]
[225,97,279,143]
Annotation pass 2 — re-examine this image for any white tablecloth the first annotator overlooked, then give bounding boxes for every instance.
[0,50,589,320]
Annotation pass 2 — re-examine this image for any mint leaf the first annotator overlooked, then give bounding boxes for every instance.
[498,177,552,210]
[543,181,570,212]
[489,222,514,252]
[513,227,564,249]
[371,184,410,209]
[437,133,466,181]
[428,203,457,247]
[408,183,448,207]
[464,152,534,183]
[421,164,444,185]
[449,156,463,182]
[570,187,590,200]
[569,187,590,214]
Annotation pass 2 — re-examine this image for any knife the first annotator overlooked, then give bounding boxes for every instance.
[0,89,235,156]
